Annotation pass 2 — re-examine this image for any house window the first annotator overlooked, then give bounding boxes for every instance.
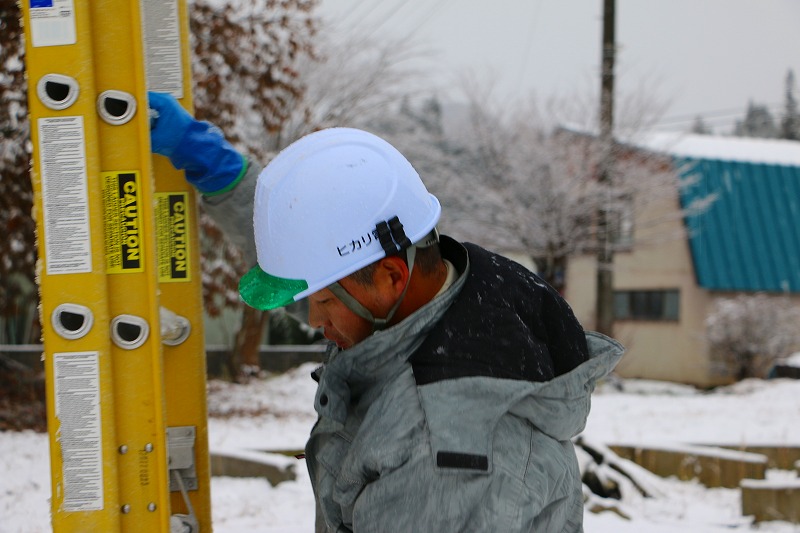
[614,289,679,321]
[608,194,634,248]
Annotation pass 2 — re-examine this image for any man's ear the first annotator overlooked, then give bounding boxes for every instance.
[375,255,410,296]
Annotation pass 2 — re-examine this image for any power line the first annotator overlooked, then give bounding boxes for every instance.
[330,0,384,28]
[355,0,418,41]
[393,0,455,44]
[658,103,784,125]
[653,102,786,131]
[513,0,544,92]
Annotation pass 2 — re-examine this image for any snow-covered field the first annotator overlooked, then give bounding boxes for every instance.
[3,363,800,532]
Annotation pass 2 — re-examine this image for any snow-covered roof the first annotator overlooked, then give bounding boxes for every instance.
[635,132,800,167]
[599,129,800,293]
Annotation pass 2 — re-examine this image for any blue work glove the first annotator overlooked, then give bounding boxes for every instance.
[148,91,247,195]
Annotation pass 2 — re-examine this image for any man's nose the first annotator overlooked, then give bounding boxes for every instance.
[308,302,326,329]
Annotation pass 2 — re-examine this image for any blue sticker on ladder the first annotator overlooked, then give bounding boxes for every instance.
[30,0,54,7]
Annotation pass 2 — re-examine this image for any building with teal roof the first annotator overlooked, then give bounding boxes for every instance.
[680,157,800,293]
[566,134,800,386]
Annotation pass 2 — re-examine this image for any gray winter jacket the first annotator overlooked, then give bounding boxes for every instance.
[304,243,623,532]
[205,161,624,532]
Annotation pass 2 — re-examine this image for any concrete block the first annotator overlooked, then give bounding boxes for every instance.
[610,443,767,488]
[741,478,800,523]
[716,445,800,471]
[210,449,296,486]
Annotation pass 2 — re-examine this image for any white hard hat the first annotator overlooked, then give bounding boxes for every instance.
[239,127,441,310]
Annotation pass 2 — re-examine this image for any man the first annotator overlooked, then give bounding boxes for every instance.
[149,92,624,532]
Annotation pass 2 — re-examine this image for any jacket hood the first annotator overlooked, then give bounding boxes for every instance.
[509,331,624,439]
[415,331,624,466]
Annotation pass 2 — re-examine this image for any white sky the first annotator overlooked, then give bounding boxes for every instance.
[317,0,800,133]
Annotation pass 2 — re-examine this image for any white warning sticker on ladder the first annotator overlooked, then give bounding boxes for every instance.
[38,116,93,275]
[141,0,184,98]
[29,0,77,47]
[54,351,104,512]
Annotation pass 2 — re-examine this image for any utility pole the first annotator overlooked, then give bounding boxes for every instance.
[596,0,616,337]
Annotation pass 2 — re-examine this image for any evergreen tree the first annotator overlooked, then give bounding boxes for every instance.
[734,101,779,138]
[780,70,800,140]
[690,115,712,135]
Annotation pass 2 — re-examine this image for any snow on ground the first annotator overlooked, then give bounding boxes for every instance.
[2,364,800,532]
[585,377,800,447]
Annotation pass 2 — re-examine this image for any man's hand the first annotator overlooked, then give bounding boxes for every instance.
[148,91,247,195]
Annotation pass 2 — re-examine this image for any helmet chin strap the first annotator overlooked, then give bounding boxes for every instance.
[328,246,417,332]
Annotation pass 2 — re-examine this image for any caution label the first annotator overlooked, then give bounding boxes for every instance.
[54,351,104,512]
[155,192,191,282]
[103,171,144,274]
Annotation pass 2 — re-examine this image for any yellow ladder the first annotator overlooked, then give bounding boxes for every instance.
[21,0,212,530]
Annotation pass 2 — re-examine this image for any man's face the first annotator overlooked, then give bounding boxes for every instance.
[307,257,410,349]
[307,277,381,350]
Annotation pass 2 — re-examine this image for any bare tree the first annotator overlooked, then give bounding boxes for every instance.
[412,78,687,297]
[190,0,319,160]
[188,0,319,380]
[358,78,684,296]
[706,294,800,380]
[273,22,428,146]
